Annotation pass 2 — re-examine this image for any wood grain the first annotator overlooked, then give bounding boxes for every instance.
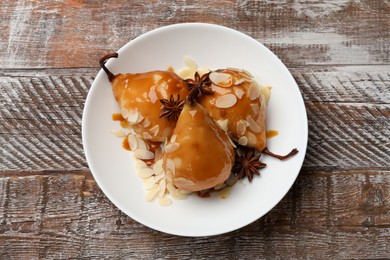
[1,70,389,171]
[0,171,389,259]
[1,0,390,258]
[0,74,92,171]
[1,0,389,68]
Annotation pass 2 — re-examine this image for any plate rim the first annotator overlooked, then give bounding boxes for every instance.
[82,22,308,237]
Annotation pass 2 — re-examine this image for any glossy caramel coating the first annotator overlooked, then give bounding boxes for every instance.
[112,71,188,142]
[163,103,234,191]
[200,69,268,151]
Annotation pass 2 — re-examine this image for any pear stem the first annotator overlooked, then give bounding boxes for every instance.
[99,53,118,82]
[262,147,298,160]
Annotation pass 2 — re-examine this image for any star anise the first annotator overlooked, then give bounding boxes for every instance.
[159,95,185,121]
[185,71,214,105]
[232,146,266,182]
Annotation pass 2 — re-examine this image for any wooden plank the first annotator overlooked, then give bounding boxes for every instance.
[1,71,389,171]
[295,72,390,104]
[0,171,389,258]
[1,0,389,68]
[0,74,92,171]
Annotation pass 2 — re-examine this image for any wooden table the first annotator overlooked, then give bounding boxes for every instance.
[1,1,389,258]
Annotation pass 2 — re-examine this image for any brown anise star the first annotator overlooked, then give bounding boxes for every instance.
[185,71,214,105]
[159,95,185,121]
[232,147,266,182]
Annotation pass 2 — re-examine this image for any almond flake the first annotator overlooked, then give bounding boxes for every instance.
[234,78,245,85]
[247,115,261,133]
[166,183,187,200]
[145,187,159,201]
[142,118,151,128]
[238,136,248,146]
[236,120,247,136]
[250,103,260,114]
[198,68,211,76]
[184,55,198,69]
[247,132,257,144]
[158,86,168,99]
[260,95,266,111]
[178,68,196,80]
[137,113,144,124]
[112,129,125,138]
[136,137,148,150]
[158,180,166,198]
[234,87,245,99]
[209,72,233,87]
[171,191,187,200]
[154,173,165,183]
[165,169,173,182]
[144,177,158,189]
[134,149,154,160]
[165,142,180,153]
[121,108,129,119]
[261,86,271,104]
[150,125,160,137]
[215,94,237,108]
[239,70,253,79]
[159,197,172,206]
[137,168,154,179]
[134,159,148,170]
[171,135,177,143]
[127,108,139,124]
[166,159,175,175]
[128,134,138,150]
[153,159,164,175]
[248,84,261,100]
[143,132,153,140]
[216,119,229,132]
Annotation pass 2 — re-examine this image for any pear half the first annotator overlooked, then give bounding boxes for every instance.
[163,103,234,191]
[112,71,188,142]
[201,69,270,151]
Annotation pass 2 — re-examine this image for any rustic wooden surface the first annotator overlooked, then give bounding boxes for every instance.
[1,0,389,259]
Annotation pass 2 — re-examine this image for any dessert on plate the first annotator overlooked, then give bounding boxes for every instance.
[100,53,297,206]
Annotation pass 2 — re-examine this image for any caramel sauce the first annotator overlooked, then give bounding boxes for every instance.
[200,69,267,151]
[266,130,279,139]
[122,134,130,151]
[111,71,189,142]
[163,103,234,191]
[197,190,211,198]
[112,113,124,121]
[120,120,129,128]
[112,113,130,129]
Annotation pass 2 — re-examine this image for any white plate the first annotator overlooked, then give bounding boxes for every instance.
[82,23,308,237]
